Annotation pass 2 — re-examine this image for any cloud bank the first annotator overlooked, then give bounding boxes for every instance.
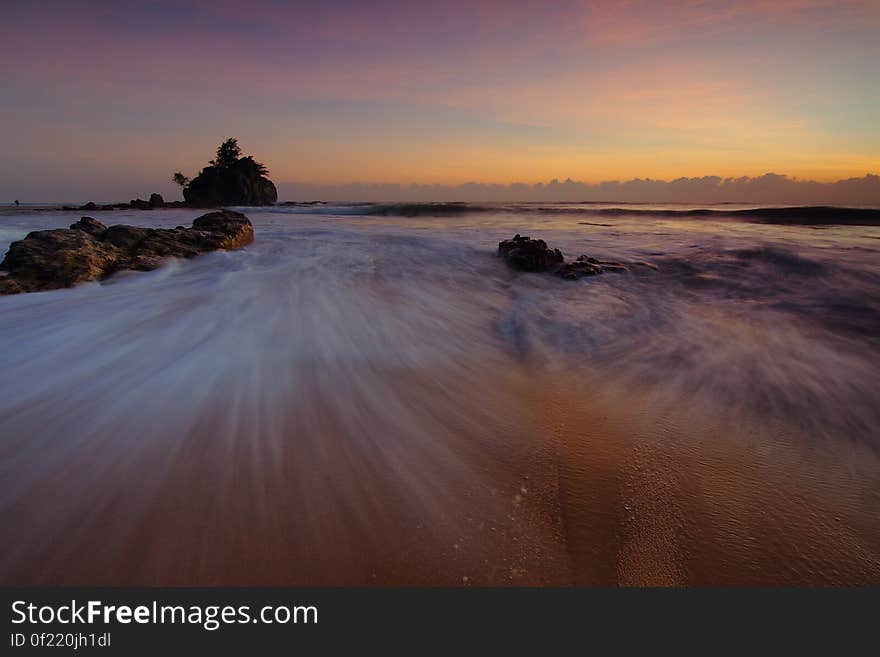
[279,173,880,204]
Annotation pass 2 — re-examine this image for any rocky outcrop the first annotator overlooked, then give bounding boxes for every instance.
[184,157,277,207]
[555,255,628,280]
[497,234,564,272]
[62,194,182,212]
[498,234,628,280]
[0,210,253,295]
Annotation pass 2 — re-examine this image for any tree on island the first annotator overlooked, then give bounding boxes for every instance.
[210,138,242,168]
[174,138,277,207]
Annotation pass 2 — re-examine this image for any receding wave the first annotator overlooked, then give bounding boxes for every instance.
[360,202,493,216]
[579,205,880,224]
[543,204,880,225]
[268,202,880,225]
[241,202,491,217]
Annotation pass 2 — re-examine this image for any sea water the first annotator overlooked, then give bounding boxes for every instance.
[1,204,878,584]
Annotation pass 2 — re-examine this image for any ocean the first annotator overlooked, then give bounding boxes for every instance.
[1,203,878,584]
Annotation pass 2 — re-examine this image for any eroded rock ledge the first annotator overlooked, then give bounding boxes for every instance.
[0,210,253,295]
[498,234,628,280]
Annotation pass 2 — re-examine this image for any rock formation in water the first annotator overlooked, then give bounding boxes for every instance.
[58,140,277,212]
[497,234,564,272]
[0,210,254,295]
[555,255,629,280]
[62,195,181,212]
[178,138,277,207]
[498,234,628,280]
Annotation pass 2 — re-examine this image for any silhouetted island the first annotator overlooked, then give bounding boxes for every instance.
[57,138,277,211]
[175,138,277,207]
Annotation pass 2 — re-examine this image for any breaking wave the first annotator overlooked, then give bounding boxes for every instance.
[257,202,880,225]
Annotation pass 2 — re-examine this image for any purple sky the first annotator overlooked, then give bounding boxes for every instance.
[1,0,878,202]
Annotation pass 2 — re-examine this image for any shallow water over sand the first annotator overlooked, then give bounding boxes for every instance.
[1,205,879,584]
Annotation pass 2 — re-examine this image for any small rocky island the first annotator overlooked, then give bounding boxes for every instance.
[177,138,277,207]
[498,234,628,279]
[61,138,277,211]
[0,210,253,295]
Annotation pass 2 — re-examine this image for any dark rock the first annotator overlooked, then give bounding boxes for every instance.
[555,255,628,279]
[102,224,149,250]
[65,201,160,211]
[184,157,277,207]
[597,263,628,273]
[190,210,256,248]
[0,273,23,295]
[575,254,628,273]
[127,230,205,271]
[498,235,629,280]
[556,261,603,280]
[498,234,564,272]
[1,228,121,291]
[0,210,254,294]
[70,216,107,237]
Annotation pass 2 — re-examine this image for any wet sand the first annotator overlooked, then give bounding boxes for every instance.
[545,371,880,585]
[3,363,878,585]
[1,367,571,586]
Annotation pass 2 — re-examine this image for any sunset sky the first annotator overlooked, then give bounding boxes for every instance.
[1,0,878,201]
